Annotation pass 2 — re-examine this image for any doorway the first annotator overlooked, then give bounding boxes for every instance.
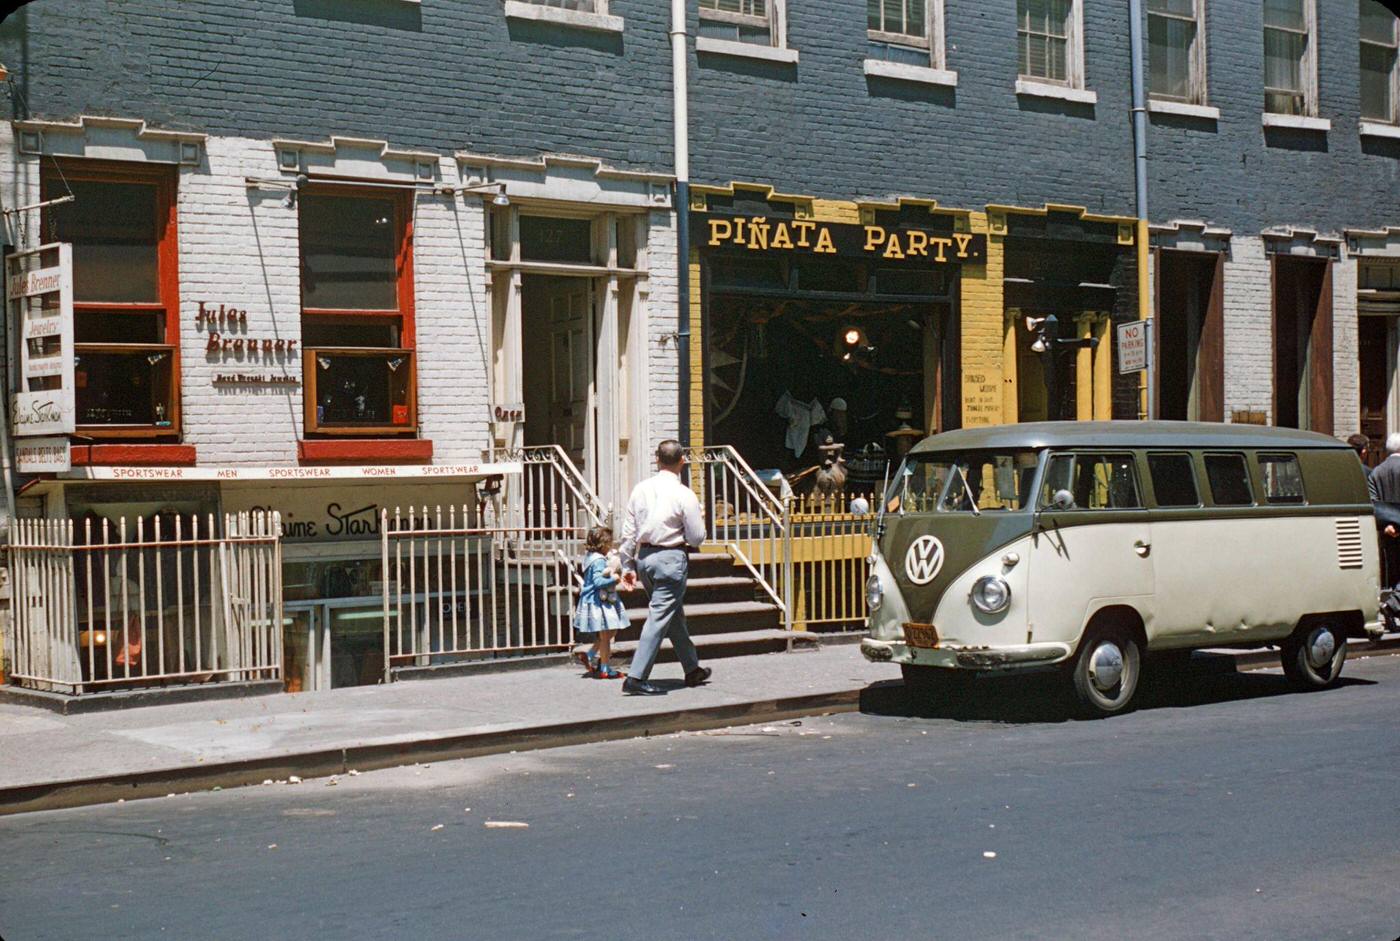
[1359,316,1391,465]
[1272,256,1333,433]
[1156,250,1224,422]
[522,274,595,472]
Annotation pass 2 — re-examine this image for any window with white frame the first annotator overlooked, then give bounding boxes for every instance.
[1361,0,1400,123]
[699,0,778,46]
[1148,0,1207,104]
[1017,0,1082,86]
[868,0,946,68]
[1263,0,1316,116]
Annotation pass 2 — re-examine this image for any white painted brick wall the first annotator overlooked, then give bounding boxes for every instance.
[412,164,492,461]
[645,209,680,446]
[1333,252,1359,438]
[178,136,302,466]
[0,133,682,470]
[1222,236,1274,424]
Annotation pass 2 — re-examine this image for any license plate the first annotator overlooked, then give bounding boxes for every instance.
[903,622,939,648]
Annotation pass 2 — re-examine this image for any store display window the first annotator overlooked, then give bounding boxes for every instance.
[299,186,417,435]
[43,161,181,436]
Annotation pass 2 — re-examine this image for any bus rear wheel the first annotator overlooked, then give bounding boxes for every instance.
[1070,629,1141,717]
[1280,622,1346,690]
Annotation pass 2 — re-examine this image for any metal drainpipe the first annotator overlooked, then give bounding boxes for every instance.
[1128,0,1154,420]
[672,0,692,449]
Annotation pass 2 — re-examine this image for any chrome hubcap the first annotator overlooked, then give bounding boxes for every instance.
[1088,642,1125,692]
[1306,628,1337,670]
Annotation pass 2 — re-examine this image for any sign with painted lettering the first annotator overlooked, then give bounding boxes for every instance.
[697,215,986,265]
[494,403,525,423]
[14,436,71,473]
[7,244,75,436]
[222,480,486,543]
[1116,320,1149,374]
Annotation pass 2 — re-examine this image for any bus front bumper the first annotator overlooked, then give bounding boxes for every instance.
[860,637,1073,671]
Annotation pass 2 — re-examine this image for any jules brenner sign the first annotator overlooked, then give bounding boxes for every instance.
[7,243,76,436]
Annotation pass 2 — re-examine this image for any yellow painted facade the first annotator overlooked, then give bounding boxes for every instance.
[685,184,1138,442]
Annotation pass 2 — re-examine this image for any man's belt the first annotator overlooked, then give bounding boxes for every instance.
[640,542,686,550]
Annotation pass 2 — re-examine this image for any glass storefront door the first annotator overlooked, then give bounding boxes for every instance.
[284,599,391,692]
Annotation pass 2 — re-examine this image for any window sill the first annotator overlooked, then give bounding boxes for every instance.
[1148,99,1219,121]
[502,1,623,33]
[1015,78,1097,105]
[695,36,798,64]
[1360,120,1400,140]
[1261,113,1330,132]
[863,59,957,87]
[70,443,198,467]
[298,438,434,464]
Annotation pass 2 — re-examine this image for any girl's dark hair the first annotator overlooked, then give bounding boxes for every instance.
[584,526,613,554]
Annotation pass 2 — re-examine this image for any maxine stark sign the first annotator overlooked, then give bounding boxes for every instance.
[7,244,76,436]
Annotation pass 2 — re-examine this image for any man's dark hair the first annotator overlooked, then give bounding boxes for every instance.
[1347,433,1370,455]
[656,439,685,468]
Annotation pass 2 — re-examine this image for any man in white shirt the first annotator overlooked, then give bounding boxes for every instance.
[617,439,711,695]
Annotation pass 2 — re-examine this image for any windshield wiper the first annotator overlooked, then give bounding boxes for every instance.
[951,463,982,516]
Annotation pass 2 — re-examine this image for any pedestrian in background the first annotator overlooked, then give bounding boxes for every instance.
[617,440,711,696]
[1348,433,1372,477]
[1369,434,1400,632]
[572,526,628,680]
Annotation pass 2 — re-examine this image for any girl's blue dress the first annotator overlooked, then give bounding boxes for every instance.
[573,551,629,634]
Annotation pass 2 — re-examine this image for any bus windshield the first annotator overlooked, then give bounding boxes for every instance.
[884,450,1041,515]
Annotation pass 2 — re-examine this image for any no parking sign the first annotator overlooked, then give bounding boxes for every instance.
[1117,320,1149,374]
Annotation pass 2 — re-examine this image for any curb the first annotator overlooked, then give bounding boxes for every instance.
[5,637,1397,817]
[0,688,863,817]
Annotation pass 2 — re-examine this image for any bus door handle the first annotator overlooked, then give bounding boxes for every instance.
[1133,540,1151,558]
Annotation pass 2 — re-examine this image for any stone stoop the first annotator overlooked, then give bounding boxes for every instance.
[578,552,812,663]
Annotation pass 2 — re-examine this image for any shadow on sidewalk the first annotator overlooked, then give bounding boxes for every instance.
[858,654,1378,725]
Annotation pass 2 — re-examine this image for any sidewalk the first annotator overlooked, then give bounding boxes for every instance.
[2,636,1396,816]
[0,645,899,815]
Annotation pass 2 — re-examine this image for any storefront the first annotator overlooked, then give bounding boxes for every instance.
[687,188,1143,493]
[21,462,514,691]
[689,189,988,494]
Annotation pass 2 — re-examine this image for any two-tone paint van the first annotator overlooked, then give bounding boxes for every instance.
[860,421,1382,716]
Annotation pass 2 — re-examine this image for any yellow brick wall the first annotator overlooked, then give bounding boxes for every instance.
[688,249,705,447]
[960,211,1006,427]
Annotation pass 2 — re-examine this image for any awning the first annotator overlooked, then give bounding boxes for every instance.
[54,461,521,482]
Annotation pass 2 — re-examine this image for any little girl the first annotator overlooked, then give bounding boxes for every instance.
[573,526,629,679]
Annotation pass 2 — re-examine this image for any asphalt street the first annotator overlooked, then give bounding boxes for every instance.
[2,655,1399,941]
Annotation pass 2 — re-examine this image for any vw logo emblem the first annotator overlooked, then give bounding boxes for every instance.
[904,536,945,585]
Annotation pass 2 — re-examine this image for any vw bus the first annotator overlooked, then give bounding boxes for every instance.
[860,422,1382,716]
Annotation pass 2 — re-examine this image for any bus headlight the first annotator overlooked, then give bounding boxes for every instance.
[970,575,1011,615]
[866,573,884,612]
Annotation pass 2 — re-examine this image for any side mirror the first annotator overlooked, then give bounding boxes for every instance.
[1051,489,1075,511]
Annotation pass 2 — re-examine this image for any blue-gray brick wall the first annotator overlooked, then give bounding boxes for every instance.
[0,0,675,173]
[688,0,1398,234]
[0,0,1395,233]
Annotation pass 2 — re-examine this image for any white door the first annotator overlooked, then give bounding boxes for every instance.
[1027,452,1155,645]
[548,285,592,470]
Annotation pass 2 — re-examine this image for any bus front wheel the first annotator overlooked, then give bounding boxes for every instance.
[1070,629,1141,717]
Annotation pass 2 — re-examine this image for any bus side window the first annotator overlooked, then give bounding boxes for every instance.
[1258,452,1305,504]
[1147,452,1201,507]
[1203,452,1253,506]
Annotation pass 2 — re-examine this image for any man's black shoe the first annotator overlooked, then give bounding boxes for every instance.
[684,666,712,688]
[622,677,665,696]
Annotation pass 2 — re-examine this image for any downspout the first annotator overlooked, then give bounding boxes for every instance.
[1128,0,1154,419]
[671,0,692,448]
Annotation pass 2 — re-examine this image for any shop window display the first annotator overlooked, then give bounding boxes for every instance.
[43,162,181,436]
[299,188,417,435]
